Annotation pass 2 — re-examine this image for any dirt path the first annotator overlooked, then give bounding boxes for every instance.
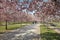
[34,24,40,34]
[0,24,40,40]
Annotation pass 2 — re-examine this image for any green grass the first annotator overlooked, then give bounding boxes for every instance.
[54,22,60,28]
[0,22,32,33]
[7,24,26,30]
[40,24,60,40]
[0,24,26,32]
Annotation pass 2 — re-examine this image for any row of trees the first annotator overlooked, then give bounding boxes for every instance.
[0,0,36,24]
[0,0,60,25]
[33,0,60,23]
[0,0,37,30]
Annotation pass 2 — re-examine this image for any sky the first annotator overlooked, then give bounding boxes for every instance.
[18,0,49,15]
[43,0,48,2]
[19,0,23,2]
[18,0,32,2]
[19,0,48,2]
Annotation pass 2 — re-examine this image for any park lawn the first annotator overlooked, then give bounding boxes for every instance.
[48,22,60,28]
[0,24,26,33]
[40,24,60,40]
[54,22,60,28]
[7,24,26,30]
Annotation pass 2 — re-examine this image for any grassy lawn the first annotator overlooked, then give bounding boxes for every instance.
[48,22,60,28]
[0,24,27,33]
[53,22,60,28]
[40,24,60,40]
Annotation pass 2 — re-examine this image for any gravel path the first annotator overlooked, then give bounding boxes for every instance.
[0,24,40,40]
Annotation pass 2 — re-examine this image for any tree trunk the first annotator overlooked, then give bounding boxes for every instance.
[6,20,8,30]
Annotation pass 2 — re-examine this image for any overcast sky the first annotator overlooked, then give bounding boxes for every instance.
[19,0,48,2]
[19,0,32,2]
[18,0,48,15]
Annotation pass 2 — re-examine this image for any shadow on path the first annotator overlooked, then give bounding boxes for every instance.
[40,32,60,40]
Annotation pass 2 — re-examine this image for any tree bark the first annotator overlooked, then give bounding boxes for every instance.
[6,20,8,30]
